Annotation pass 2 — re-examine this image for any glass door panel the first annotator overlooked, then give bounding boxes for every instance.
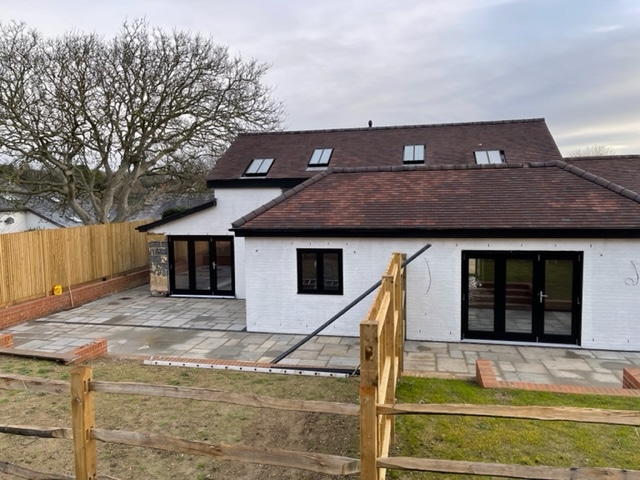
[194,240,211,291]
[214,239,233,293]
[467,257,495,332]
[169,236,235,296]
[542,259,573,336]
[173,240,189,290]
[463,251,581,345]
[505,259,533,334]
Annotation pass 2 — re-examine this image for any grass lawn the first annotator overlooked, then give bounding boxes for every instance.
[392,376,640,479]
[2,357,640,479]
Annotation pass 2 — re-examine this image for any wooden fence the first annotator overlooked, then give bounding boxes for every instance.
[360,252,405,480]
[0,366,360,479]
[357,255,640,480]
[3,251,640,479]
[0,221,149,306]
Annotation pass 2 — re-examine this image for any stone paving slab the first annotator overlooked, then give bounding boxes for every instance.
[2,286,640,387]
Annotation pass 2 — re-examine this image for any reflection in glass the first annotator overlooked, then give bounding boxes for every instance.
[544,259,573,335]
[215,240,233,292]
[468,258,495,332]
[174,241,189,290]
[301,253,317,290]
[505,259,533,333]
[323,253,340,291]
[193,241,210,291]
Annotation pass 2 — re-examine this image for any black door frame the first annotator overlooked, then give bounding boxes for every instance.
[462,250,582,345]
[168,236,235,296]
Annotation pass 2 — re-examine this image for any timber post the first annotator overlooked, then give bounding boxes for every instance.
[360,319,379,480]
[70,366,97,480]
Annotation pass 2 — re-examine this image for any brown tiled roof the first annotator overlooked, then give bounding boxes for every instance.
[232,163,640,237]
[208,118,563,187]
[563,155,640,194]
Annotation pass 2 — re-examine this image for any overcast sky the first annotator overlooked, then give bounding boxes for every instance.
[1,0,639,155]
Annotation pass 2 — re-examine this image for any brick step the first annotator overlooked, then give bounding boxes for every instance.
[0,347,77,363]
[0,336,107,365]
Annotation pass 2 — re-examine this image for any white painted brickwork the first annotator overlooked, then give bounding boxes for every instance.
[244,237,640,351]
[146,188,281,236]
[146,188,281,299]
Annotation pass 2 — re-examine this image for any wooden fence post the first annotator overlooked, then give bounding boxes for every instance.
[396,253,406,375]
[70,366,97,480]
[360,320,379,480]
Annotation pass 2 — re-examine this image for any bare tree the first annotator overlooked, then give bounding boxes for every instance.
[568,144,617,157]
[0,20,284,224]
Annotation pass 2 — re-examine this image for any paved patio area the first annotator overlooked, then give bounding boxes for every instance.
[3,286,640,388]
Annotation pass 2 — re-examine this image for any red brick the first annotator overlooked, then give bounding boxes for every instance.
[0,269,149,329]
[623,368,640,390]
[475,360,640,398]
[69,339,108,364]
[0,334,14,348]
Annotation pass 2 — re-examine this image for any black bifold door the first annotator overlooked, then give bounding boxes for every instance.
[462,251,582,345]
[169,236,234,296]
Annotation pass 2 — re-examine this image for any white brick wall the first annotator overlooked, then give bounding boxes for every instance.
[244,236,640,351]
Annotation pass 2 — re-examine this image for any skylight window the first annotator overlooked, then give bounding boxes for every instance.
[403,145,425,164]
[308,148,333,167]
[244,158,274,176]
[474,150,506,164]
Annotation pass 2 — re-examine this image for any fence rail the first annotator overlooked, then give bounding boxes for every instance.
[0,221,149,306]
[0,368,361,479]
[3,251,640,479]
[357,252,640,480]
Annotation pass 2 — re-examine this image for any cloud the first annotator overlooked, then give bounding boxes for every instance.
[0,0,638,152]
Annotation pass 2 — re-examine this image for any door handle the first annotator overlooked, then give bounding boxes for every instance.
[212,261,216,270]
[539,291,548,303]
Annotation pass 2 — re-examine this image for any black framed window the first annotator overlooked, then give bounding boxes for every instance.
[403,144,425,163]
[308,148,333,167]
[297,249,343,294]
[474,150,506,164]
[244,158,274,176]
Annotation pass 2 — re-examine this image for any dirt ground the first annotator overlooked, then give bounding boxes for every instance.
[0,356,360,480]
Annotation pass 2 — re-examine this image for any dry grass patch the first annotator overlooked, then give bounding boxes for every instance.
[0,357,359,480]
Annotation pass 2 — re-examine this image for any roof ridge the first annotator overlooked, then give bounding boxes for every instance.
[566,154,640,160]
[556,159,640,204]
[329,162,564,174]
[236,118,547,137]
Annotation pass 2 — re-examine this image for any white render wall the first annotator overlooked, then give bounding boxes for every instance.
[146,187,281,298]
[0,211,60,233]
[243,236,640,351]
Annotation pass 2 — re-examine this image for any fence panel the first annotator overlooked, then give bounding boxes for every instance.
[0,369,361,479]
[359,256,640,480]
[0,221,150,306]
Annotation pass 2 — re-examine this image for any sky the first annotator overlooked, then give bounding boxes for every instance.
[1,0,639,155]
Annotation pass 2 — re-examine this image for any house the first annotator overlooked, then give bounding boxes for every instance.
[0,196,69,233]
[138,118,640,351]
